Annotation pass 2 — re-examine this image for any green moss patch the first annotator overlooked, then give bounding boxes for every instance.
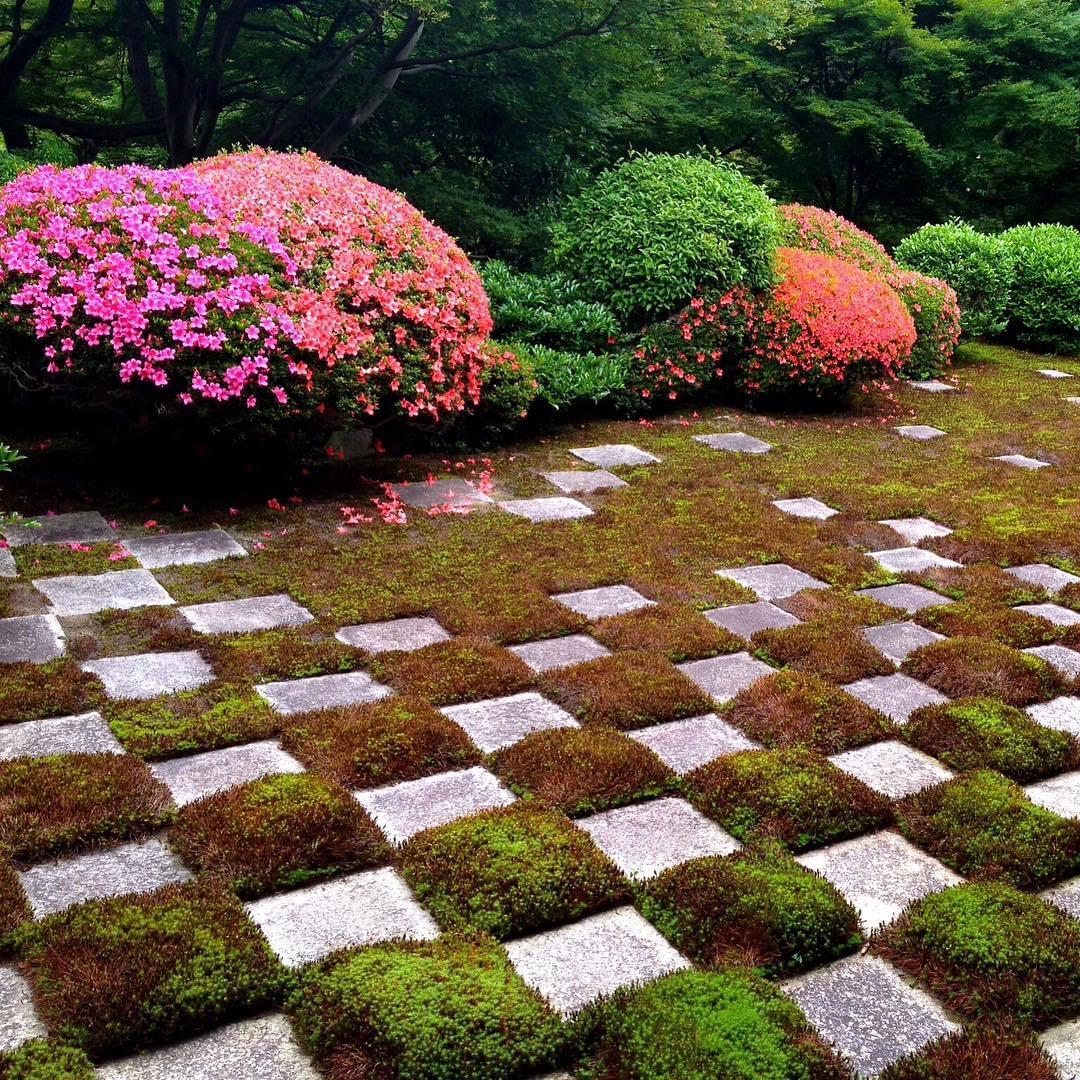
[753,620,894,684]
[592,603,742,662]
[200,627,358,683]
[0,1041,96,1080]
[0,661,103,725]
[880,1023,1059,1080]
[13,542,137,578]
[917,601,1058,649]
[63,607,198,663]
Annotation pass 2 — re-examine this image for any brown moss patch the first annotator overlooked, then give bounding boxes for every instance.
[592,603,742,662]
[200,626,359,683]
[435,587,587,645]
[0,861,30,944]
[0,660,104,725]
[752,621,895,684]
[917,601,1058,648]
[880,1023,1059,1080]
[779,587,896,627]
[63,607,198,663]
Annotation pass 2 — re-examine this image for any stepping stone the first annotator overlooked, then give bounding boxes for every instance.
[704,601,801,639]
[18,838,191,917]
[907,380,956,393]
[0,711,122,760]
[869,547,962,573]
[123,529,246,569]
[715,563,829,602]
[1006,563,1080,594]
[34,569,174,617]
[541,470,627,495]
[553,584,655,619]
[179,594,313,634]
[1025,771,1080,819]
[576,797,740,880]
[678,652,773,703]
[1015,602,1080,627]
[150,740,304,807]
[782,955,959,1075]
[878,518,953,545]
[1024,644,1080,679]
[82,650,214,700]
[1068,397,1080,406]
[797,831,962,932]
[255,671,392,715]
[353,766,515,845]
[244,867,437,968]
[1026,697,1080,737]
[856,583,953,614]
[829,740,953,799]
[992,453,1050,469]
[694,431,772,454]
[0,965,45,1052]
[895,425,946,441]
[336,616,450,654]
[505,906,690,1016]
[2,510,112,548]
[1041,1018,1080,1080]
[0,614,64,664]
[1037,368,1074,379]
[771,497,838,520]
[863,622,945,666]
[0,549,14,578]
[440,692,579,752]
[843,674,948,725]
[390,479,493,511]
[499,497,593,522]
[629,713,761,775]
[508,635,610,673]
[96,1014,320,1080]
[570,445,660,468]
[1043,877,1080,921]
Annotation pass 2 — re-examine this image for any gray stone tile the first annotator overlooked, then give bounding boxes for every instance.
[390,478,494,511]
[1025,644,1080,679]
[0,614,65,664]
[678,652,773,703]
[576,797,740,880]
[797,831,962,931]
[34,569,174,617]
[335,616,450,654]
[869,547,962,573]
[0,711,122,760]
[542,470,628,495]
[570,444,660,468]
[878,518,953,545]
[895,425,946,440]
[1025,771,1080,819]
[628,713,761,775]
[1037,368,1074,379]
[505,906,690,1016]
[772,497,838,520]
[96,1014,320,1080]
[553,584,655,619]
[1026,697,1080,737]
[150,741,304,807]
[782,955,959,1076]
[705,601,801,639]
[694,431,772,454]
[0,966,45,1052]
[3,510,112,548]
[856,584,953,614]
[440,692,579,752]
[18,838,191,917]
[1006,563,1080,594]
[843,675,948,725]
[244,867,438,968]
[0,548,14,578]
[863,622,946,666]
[255,671,392,715]
[993,453,1050,469]
[123,529,246,569]
[1043,876,1080,921]
[907,380,957,392]
[499,497,593,522]
[353,766,515,844]
[829,740,953,799]
[508,635,611,673]
[1015,603,1080,627]
[179,594,313,634]
[82,650,214,700]
[715,563,829,602]
[1041,1018,1080,1080]
[1069,396,1080,407]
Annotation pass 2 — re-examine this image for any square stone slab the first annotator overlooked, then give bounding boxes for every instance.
[715,563,829,602]
[0,711,122,760]
[993,453,1050,469]
[1043,877,1080,921]
[829,740,953,799]
[499,497,593,522]
[440,692,579,752]
[678,652,773,703]
[18,838,191,917]
[82,650,214,700]
[0,965,46,1052]
[705,601,801,639]
[336,616,451,654]
[895,425,946,440]
[508,635,611,673]
[863,622,946,666]
[878,518,953,545]
[353,766,515,844]
[255,671,392,715]
[694,431,772,454]
[96,1014,320,1080]
[629,713,761,775]
[782,954,959,1076]
[907,379,957,392]
[0,549,14,578]
[553,584,656,619]
[0,614,65,664]
[1006,563,1080,594]
[390,479,494,511]
[505,906,690,1016]
[1041,1018,1080,1080]
[1069,396,1080,406]
[797,830,962,931]
[576,796,740,880]
[1037,368,1074,379]
[541,470,627,495]
[1015,602,1080,627]
[34,569,174,617]
[1025,771,1080,819]
[843,674,948,725]
[1025,644,1080,678]
[179,594,314,634]
[771,497,838,520]
[869,547,962,573]
[244,867,438,968]
[123,529,247,569]
[3,510,113,548]
[1026,697,1080,737]
[855,584,953,614]
[570,444,660,468]
[150,740,304,807]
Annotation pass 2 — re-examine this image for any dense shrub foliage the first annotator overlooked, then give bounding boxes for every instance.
[999,224,1080,353]
[776,203,895,276]
[887,269,961,379]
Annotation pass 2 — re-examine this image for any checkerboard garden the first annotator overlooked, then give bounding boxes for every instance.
[0,344,1078,1078]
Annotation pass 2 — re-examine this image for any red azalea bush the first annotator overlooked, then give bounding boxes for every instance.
[886,269,961,379]
[776,203,895,277]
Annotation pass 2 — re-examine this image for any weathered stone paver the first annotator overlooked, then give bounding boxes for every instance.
[508,634,611,673]
[1041,1018,1080,1080]
[553,584,655,619]
[1025,643,1080,678]
[878,517,953,545]
[1006,563,1080,593]
[894,425,946,440]
[1069,396,1080,406]
[34,568,174,616]
[391,479,493,511]
[0,548,14,578]
[678,652,773,703]
[0,613,64,664]
[82,650,215,700]
[829,740,953,799]
[863,622,945,666]
[0,966,45,1052]
[715,563,829,601]
[541,469,627,494]
[992,453,1050,469]
[907,379,957,392]
[569,444,659,468]
[150,741,304,807]
[771,497,838,520]
[1037,368,1074,379]
[628,713,760,775]
[255,670,392,715]
[335,615,450,653]
[856,583,953,614]
[694,431,772,454]
[179,594,313,634]
[0,711,122,760]
[499,497,593,522]
[440,692,578,752]
[123,528,247,569]
[1044,877,1080,921]
[704,601,801,638]
[1015,602,1080,627]
[1025,771,1080,819]
[869,546,962,573]
[843,674,948,724]
[1027,696,1080,737]
[3,510,113,547]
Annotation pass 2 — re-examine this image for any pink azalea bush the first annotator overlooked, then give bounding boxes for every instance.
[885,269,961,379]
[776,203,895,276]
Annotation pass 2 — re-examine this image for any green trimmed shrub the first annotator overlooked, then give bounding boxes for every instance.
[0,1042,96,1080]
[1000,224,1080,353]
[509,342,636,413]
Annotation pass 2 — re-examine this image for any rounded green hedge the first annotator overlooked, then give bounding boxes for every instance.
[1000,224,1080,353]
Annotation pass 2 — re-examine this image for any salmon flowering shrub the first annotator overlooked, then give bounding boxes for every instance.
[886,269,961,379]
[776,203,895,276]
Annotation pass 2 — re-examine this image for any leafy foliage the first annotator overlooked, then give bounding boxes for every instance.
[1000,224,1080,353]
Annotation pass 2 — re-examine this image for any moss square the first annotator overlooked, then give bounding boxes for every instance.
[752,620,895,684]
[13,542,138,578]
[0,1041,97,1079]
[201,627,359,682]
[0,661,103,725]
[0,861,30,943]
[880,1023,1060,1080]
[592,602,743,662]
[918,600,1058,649]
